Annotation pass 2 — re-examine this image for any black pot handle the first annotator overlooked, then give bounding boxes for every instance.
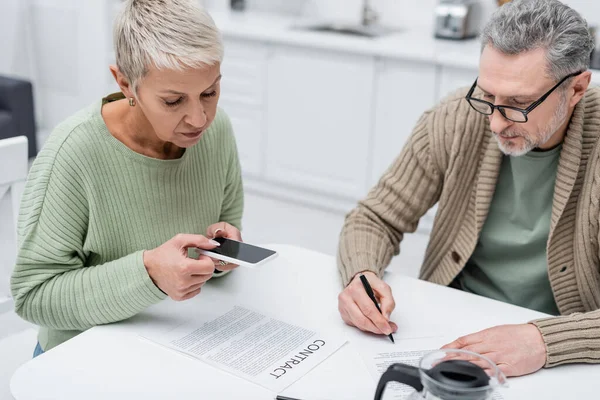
[374,363,424,400]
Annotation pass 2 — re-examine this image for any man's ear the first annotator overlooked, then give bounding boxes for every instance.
[569,70,591,108]
[109,65,135,99]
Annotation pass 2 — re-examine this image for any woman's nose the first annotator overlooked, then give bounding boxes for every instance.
[185,104,207,129]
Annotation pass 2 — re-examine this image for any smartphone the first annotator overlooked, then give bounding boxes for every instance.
[191,237,278,268]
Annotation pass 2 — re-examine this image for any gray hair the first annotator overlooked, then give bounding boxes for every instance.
[113,0,224,92]
[481,0,594,81]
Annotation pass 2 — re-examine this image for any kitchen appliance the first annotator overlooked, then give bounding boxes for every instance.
[375,349,508,400]
[230,0,245,11]
[434,0,483,40]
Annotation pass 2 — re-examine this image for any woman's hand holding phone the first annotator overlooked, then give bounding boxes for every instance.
[200,223,278,268]
[206,222,242,272]
[143,234,221,301]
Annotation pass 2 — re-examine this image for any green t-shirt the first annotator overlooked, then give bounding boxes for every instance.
[11,96,244,351]
[457,145,561,315]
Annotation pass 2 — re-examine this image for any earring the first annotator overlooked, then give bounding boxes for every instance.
[128,97,136,107]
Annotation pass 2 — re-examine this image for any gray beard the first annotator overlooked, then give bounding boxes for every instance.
[495,96,568,157]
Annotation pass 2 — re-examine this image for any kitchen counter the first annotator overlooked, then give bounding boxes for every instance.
[210,10,479,68]
[210,10,600,83]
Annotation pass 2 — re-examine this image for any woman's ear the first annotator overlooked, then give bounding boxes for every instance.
[109,65,135,99]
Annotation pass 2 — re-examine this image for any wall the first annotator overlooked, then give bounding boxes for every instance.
[0,0,36,80]
[564,0,600,26]
[373,0,494,30]
[374,0,600,31]
[0,0,115,134]
[2,0,600,133]
[242,0,600,32]
[0,0,42,131]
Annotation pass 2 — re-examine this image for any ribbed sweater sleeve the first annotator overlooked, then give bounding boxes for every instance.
[532,311,600,367]
[218,114,244,231]
[11,137,166,331]
[337,112,444,286]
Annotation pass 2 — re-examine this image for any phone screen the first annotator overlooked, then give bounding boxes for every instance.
[210,237,276,264]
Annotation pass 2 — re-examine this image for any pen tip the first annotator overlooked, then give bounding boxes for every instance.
[389,334,395,343]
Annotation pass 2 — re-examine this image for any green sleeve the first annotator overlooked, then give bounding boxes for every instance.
[218,112,244,231]
[10,142,166,331]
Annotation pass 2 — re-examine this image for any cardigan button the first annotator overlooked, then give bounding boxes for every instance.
[451,251,461,264]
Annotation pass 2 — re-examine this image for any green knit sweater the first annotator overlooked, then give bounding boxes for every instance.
[10,95,244,351]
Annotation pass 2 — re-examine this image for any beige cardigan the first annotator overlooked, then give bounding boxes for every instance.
[338,86,600,368]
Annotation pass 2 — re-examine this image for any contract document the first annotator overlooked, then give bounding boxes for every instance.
[140,304,346,393]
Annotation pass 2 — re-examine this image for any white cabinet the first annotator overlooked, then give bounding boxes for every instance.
[370,59,439,233]
[437,65,478,101]
[370,59,437,185]
[220,39,270,177]
[264,46,375,200]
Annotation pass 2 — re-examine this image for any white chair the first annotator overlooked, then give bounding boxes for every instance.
[0,136,37,400]
[0,135,28,314]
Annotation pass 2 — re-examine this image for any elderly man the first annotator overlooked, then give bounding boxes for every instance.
[337,0,600,377]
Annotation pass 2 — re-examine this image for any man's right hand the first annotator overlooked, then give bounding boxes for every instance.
[143,234,220,301]
[338,271,398,335]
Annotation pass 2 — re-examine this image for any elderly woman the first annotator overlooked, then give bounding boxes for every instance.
[10,0,243,357]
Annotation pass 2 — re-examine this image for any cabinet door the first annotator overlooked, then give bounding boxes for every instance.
[264,46,375,200]
[218,100,264,177]
[219,39,269,178]
[371,59,438,233]
[370,59,437,185]
[437,65,478,102]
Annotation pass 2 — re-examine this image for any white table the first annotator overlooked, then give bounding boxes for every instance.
[10,245,599,399]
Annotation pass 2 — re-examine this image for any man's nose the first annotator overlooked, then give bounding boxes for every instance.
[489,108,513,134]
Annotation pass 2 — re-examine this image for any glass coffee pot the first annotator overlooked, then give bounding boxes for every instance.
[375,349,507,400]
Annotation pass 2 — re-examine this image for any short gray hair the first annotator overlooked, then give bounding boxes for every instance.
[481,0,594,81]
[114,0,224,92]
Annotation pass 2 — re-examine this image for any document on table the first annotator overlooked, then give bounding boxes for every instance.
[357,337,505,400]
[139,304,347,393]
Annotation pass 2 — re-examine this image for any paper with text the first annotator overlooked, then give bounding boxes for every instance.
[140,305,346,393]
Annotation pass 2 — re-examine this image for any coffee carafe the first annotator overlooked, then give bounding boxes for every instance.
[375,349,507,400]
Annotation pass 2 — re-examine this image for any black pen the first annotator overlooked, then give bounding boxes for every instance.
[359,274,395,343]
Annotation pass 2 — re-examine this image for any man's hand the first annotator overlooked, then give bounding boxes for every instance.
[441,324,547,377]
[338,271,398,336]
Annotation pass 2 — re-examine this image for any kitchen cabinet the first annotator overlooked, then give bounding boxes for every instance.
[264,45,375,201]
[370,58,439,232]
[219,37,449,233]
[437,64,478,101]
[220,39,270,177]
[370,58,437,186]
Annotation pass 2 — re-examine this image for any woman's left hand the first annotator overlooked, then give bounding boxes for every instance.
[206,222,242,272]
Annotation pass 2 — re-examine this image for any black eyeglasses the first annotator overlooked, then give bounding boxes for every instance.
[465,70,583,123]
